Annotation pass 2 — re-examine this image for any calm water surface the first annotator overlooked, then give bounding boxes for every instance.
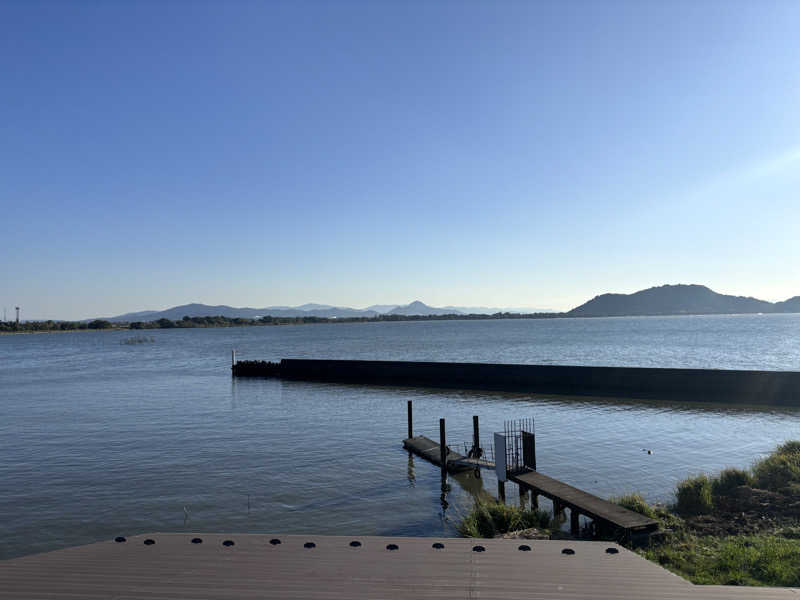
[2,315,800,559]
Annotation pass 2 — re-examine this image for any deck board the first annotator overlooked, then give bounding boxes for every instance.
[1,534,797,599]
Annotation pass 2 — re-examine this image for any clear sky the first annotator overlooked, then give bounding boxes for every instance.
[2,0,799,320]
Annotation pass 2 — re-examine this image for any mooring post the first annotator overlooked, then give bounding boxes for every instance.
[472,415,479,451]
[498,480,506,502]
[571,508,580,536]
[407,401,413,440]
[231,349,236,368]
[439,418,447,479]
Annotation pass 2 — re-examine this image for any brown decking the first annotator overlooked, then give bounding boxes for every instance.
[1,534,796,599]
[511,469,659,532]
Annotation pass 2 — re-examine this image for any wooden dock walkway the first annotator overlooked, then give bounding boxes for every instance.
[403,436,494,472]
[511,469,659,537]
[403,432,656,538]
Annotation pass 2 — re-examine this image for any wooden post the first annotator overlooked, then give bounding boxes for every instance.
[519,485,527,510]
[498,480,506,502]
[407,401,413,440]
[472,415,479,451]
[571,509,580,536]
[231,349,236,368]
[531,493,539,509]
[439,418,447,479]
[554,500,564,516]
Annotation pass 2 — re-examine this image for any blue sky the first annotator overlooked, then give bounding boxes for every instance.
[2,0,799,319]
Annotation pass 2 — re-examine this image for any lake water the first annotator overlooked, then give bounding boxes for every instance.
[2,314,800,559]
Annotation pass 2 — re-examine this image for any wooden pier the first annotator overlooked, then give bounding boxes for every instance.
[405,433,657,538]
[510,470,658,538]
[403,436,495,472]
[403,406,657,539]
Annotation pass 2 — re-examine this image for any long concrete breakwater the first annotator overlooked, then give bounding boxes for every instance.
[232,358,800,406]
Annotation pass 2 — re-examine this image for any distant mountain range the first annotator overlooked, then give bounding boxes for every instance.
[568,284,800,317]
[105,301,553,322]
[107,303,379,322]
[102,284,800,322]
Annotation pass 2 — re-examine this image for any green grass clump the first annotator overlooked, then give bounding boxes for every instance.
[711,468,753,500]
[675,474,713,516]
[778,526,800,540]
[752,443,800,491]
[459,501,552,538]
[642,535,800,586]
[611,494,684,532]
[610,493,658,519]
[671,441,800,508]
[775,441,800,455]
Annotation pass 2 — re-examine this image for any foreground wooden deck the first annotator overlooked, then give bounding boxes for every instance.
[1,534,796,599]
[511,469,659,535]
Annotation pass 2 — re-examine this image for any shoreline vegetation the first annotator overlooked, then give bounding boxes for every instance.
[0,312,563,334]
[459,441,800,586]
[4,307,800,335]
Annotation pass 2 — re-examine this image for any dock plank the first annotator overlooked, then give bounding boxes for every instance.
[511,470,658,531]
[451,456,495,469]
[402,436,475,472]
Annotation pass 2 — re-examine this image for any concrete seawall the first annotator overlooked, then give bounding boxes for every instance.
[233,358,800,406]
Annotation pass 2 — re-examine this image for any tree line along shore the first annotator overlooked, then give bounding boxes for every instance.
[0,312,563,333]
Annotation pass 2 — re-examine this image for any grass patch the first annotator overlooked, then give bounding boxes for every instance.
[711,467,753,501]
[673,440,800,508]
[609,493,658,519]
[752,443,800,492]
[631,441,800,586]
[643,534,800,586]
[611,494,684,532]
[776,440,800,455]
[458,501,552,538]
[675,474,714,516]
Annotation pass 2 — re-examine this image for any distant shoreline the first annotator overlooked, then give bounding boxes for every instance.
[3,310,799,335]
[0,312,561,335]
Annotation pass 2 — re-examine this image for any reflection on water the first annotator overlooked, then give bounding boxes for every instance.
[2,319,800,560]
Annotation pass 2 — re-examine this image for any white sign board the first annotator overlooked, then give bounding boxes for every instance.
[494,432,507,482]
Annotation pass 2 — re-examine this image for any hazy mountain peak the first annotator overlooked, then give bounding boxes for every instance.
[295,303,335,311]
[388,301,461,316]
[365,304,399,314]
